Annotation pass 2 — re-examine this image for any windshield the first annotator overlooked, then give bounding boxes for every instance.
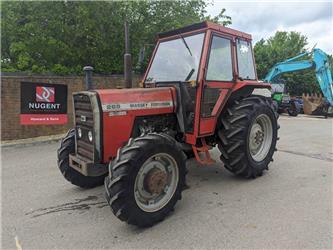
[146,33,205,82]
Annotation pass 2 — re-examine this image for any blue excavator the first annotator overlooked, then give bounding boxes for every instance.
[264,48,333,116]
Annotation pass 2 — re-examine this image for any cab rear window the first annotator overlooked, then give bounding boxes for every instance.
[237,40,256,80]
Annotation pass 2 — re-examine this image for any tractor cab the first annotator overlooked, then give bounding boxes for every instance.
[143,21,267,144]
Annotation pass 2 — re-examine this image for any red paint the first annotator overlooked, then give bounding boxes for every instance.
[199,118,216,135]
[232,80,271,92]
[192,138,215,165]
[192,29,212,141]
[20,114,67,125]
[95,87,176,161]
[204,82,233,89]
[185,134,196,145]
[97,87,176,105]
[211,89,229,116]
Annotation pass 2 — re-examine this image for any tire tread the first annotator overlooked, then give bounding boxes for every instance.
[105,132,187,227]
[217,95,279,178]
[57,128,105,188]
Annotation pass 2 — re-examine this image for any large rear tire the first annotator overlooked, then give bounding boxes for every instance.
[218,96,279,178]
[57,129,105,188]
[105,133,186,227]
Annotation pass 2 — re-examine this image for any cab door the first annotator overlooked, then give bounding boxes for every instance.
[199,34,235,136]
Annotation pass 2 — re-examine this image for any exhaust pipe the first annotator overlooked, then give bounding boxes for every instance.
[124,20,132,88]
[83,66,94,90]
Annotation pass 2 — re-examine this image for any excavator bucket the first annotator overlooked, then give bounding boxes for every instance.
[302,93,331,116]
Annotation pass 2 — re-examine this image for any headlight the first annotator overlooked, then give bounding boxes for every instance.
[88,131,93,142]
[77,128,82,138]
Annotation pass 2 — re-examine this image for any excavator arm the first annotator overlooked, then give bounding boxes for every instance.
[312,49,333,106]
[264,48,333,106]
[264,52,314,82]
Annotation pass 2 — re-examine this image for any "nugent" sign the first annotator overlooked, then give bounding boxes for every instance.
[20,82,68,125]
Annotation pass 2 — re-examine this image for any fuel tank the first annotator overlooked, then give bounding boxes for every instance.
[95,87,177,161]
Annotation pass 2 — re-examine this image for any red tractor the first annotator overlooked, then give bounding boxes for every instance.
[57,22,279,227]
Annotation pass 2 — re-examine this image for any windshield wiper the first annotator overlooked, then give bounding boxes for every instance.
[185,68,195,81]
[180,35,193,57]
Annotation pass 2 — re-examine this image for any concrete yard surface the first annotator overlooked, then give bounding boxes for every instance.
[2,115,332,249]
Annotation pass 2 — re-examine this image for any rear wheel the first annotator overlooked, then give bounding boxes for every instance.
[57,129,105,188]
[105,133,187,227]
[287,108,298,116]
[287,102,299,116]
[217,95,279,178]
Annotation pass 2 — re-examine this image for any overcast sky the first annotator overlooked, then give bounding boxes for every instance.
[206,0,333,54]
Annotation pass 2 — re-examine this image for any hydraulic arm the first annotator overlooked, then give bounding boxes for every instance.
[264,48,333,105]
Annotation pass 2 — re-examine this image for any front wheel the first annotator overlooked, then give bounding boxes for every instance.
[57,129,105,188]
[105,133,187,227]
[218,96,279,178]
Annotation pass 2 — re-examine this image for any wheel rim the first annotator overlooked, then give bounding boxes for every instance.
[134,153,179,213]
[249,114,273,162]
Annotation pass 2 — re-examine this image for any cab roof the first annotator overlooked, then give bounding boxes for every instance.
[158,21,252,40]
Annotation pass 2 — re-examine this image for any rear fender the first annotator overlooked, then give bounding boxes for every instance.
[224,83,272,111]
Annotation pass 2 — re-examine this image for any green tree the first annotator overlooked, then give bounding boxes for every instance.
[254,31,325,96]
[1,1,231,75]
[203,8,232,26]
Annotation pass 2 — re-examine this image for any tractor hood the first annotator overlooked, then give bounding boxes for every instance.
[96,87,176,114]
[94,87,177,160]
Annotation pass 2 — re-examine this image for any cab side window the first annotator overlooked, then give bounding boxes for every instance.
[206,36,233,81]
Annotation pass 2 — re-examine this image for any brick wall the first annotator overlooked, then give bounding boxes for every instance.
[1,74,141,141]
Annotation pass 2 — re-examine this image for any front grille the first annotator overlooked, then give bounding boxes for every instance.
[73,94,95,162]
